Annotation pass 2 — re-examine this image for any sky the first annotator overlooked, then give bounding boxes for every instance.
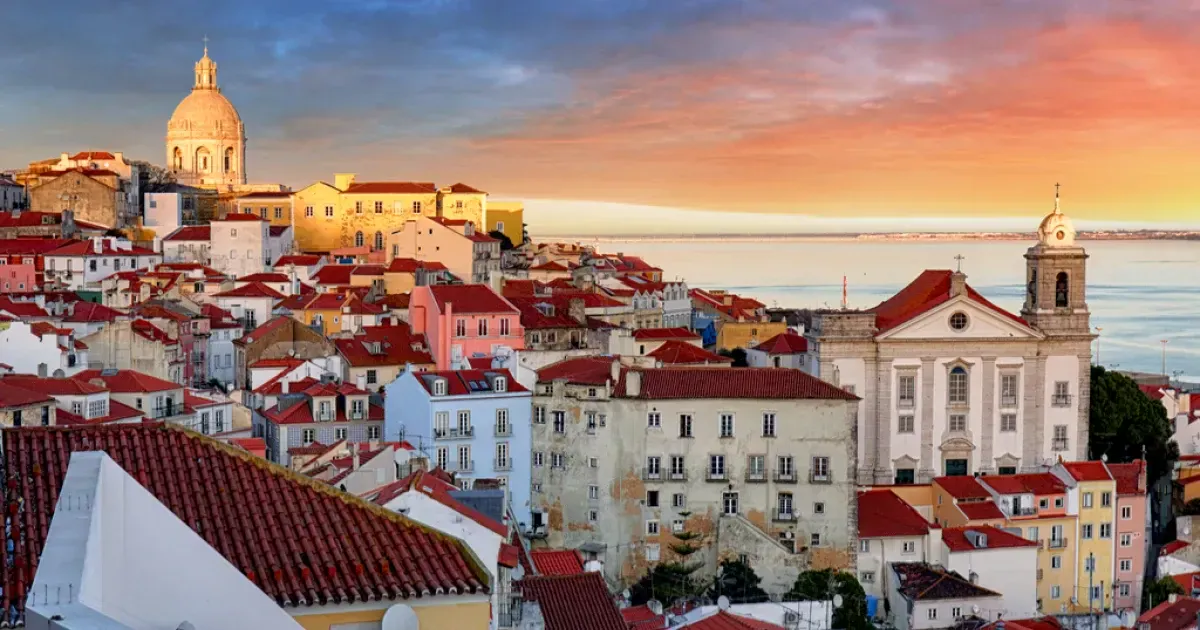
[5,0,1200,234]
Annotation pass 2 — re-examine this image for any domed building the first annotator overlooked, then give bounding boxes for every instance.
[166,46,246,188]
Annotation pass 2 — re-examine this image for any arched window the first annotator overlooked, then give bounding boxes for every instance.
[1055,272,1069,308]
[374,231,384,251]
[948,366,969,405]
[224,147,234,172]
[196,147,211,173]
[355,231,365,247]
[172,147,183,170]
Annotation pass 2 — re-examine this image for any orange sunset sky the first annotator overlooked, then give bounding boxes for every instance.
[4,1,1200,232]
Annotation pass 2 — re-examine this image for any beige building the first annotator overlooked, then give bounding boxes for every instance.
[81,319,183,383]
[166,45,247,189]
[531,358,859,593]
[811,193,1093,485]
[388,216,500,284]
[235,191,294,227]
[28,169,131,228]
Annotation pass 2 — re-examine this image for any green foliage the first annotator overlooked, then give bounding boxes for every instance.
[707,559,768,604]
[1146,576,1185,610]
[629,562,703,607]
[718,348,749,367]
[1088,366,1178,481]
[488,230,515,251]
[786,569,870,630]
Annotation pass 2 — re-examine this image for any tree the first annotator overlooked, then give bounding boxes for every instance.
[707,559,768,604]
[1089,366,1177,481]
[489,230,515,251]
[132,160,177,193]
[628,562,703,607]
[786,569,870,630]
[718,348,749,367]
[1146,576,1185,609]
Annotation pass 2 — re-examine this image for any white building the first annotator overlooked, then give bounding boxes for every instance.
[747,332,815,372]
[214,281,282,331]
[888,562,1004,630]
[0,176,26,210]
[857,489,942,601]
[0,373,146,425]
[272,253,327,285]
[42,237,161,291]
[811,196,1092,483]
[208,213,291,278]
[939,526,1039,620]
[162,224,212,264]
[206,318,243,386]
[143,191,183,239]
[0,321,88,377]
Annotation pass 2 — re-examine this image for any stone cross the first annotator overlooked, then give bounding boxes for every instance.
[954,254,965,273]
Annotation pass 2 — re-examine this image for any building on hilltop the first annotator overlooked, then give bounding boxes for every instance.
[811,190,1093,485]
[166,45,247,188]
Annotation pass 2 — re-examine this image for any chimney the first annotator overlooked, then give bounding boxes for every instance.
[569,298,586,324]
[626,370,641,397]
[334,173,357,191]
[1169,593,1179,604]
[92,237,102,254]
[950,271,967,297]
[282,380,289,394]
[352,443,361,470]
[610,359,621,385]
[290,269,299,295]
[356,374,367,391]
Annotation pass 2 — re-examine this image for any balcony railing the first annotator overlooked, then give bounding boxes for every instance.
[434,426,475,439]
[1001,395,1019,407]
[316,409,334,422]
[898,398,915,409]
[455,459,475,473]
[642,467,663,481]
[772,508,797,522]
[1049,538,1068,549]
[809,471,831,484]
[494,458,512,471]
[706,469,728,482]
[1013,507,1037,517]
[1052,439,1069,452]
[348,409,365,420]
[1052,394,1073,407]
[668,470,688,482]
[1037,569,1044,581]
[774,470,798,484]
[745,470,767,483]
[495,425,512,437]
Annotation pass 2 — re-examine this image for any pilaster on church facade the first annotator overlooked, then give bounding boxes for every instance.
[811,189,1095,485]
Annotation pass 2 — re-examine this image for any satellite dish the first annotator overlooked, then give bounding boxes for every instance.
[381,604,420,630]
[718,596,731,610]
[833,594,844,608]
[972,605,981,615]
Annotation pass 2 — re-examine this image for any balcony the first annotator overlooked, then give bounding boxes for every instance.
[706,469,728,482]
[1001,395,1019,407]
[642,467,663,482]
[668,470,688,482]
[745,470,767,483]
[809,471,831,484]
[315,409,335,422]
[1013,507,1037,517]
[897,398,915,409]
[455,460,475,473]
[434,426,475,439]
[348,409,365,420]
[494,458,512,471]
[1049,537,1068,549]
[494,425,512,437]
[1052,394,1073,407]
[774,470,798,484]
[1037,569,1044,581]
[772,508,797,522]
[1052,439,1070,452]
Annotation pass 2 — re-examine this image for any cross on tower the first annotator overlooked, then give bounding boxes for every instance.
[954,254,965,272]
[203,35,209,54]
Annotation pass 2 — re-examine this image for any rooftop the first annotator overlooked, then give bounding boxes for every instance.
[934,476,992,500]
[72,369,179,394]
[520,572,628,630]
[869,270,1026,333]
[941,526,1039,552]
[415,369,528,396]
[752,332,809,354]
[1060,461,1113,482]
[335,323,434,367]
[616,367,856,401]
[980,473,1067,496]
[857,489,936,538]
[1138,596,1200,630]
[957,501,1006,521]
[530,549,586,576]
[646,340,733,366]
[427,284,518,315]
[632,327,700,341]
[892,562,1001,601]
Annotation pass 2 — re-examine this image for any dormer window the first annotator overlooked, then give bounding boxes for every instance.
[433,379,447,396]
[494,376,507,393]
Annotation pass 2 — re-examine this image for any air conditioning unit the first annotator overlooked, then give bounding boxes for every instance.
[784,612,800,625]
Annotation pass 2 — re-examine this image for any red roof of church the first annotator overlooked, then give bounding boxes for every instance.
[869,270,1026,333]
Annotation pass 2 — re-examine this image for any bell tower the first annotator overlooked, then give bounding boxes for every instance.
[1020,184,1090,336]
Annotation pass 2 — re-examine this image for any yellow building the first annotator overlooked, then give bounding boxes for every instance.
[437,183,487,226]
[487,200,525,246]
[1056,462,1119,614]
[234,191,294,227]
[691,288,786,350]
[292,181,343,251]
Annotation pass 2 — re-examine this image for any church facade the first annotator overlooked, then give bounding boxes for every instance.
[811,193,1093,484]
[166,46,247,189]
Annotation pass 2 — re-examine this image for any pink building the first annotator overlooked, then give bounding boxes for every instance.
[1111,461,1149,613]
[410,284,523,369]
[0,264,36,293]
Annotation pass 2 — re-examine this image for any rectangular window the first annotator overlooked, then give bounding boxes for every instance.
[1083,492,1093,508]
[948,368,969,404]
[552,411,565,433]
[533,452,543,467]
[722,492,738,515]
[1051,555,1062,569]
[1120,533,1132,547]
[777,455,794,478]
[1121,505,1132,519]
[898,414,914,433]
[335,427,347,440]
[860,571,875,584]
[534,406,545,424]
[1000,413,1017,432]
[1100,523,1112,538]
[588,509,598,522]
[949,414,967,431]
[777,493,793,516]
[478,318,489,336]
[305,205,314,217]
[762,412,776,437]
[646,544,660,562]
[859,539,870,552]
[499,318,510,336]
[367,425,380,439]
[588,485,599,500]
[895,468,915,485]
[1051,585,1061,599]
[455,319,467,337]
[274,207,283,219]
[1101,492,1112,507]
[709,455,725,478]
[646,456,661,478]
[366,369,377,384]
[374,201,383,213]
[302,429,315,444]
[679,414,693,438]
[325,205,334,217]
[1053,381,1071,406]
[813,502,825,514]
[355,201,363,214]
[1120,583,1131,597]
[646,520,659,535]
[646,490,659,507]
[897,374,916,407]
[673,493,686,508]
[412,201,422,213]
[589,457,599,468]
[928,610,937,621]
[670,456,686,479]
[719,413,734,438]
[1085,557,1095,572]
[647,411,661,428]
[1001,374,1019,406]
[495,443,509,469]
[1120,559,1132,572]
[1055,497,1064,508]
[902,541,916,553]
[810,456,830,482]
[747,455,765,479]
[1082,524,1093,539]
[1053,424,1069,451]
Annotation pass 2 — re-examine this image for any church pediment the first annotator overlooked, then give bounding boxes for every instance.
[877,295,1042,342]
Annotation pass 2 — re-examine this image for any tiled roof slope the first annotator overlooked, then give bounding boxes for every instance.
[520,572,627,630]
[428,284,518,314]
[892,562,1000,600]
[1108,461,1146,495]
[537,357,614,385]
[1,424,488,622]
[869,270,1026,332]
[857,489,935,538]
[530,549,585,576]
[646,340,732,365]
[933,476,991,499]
[686,610,786,630]
[942,526,1039,552]
[618,368,857,401]
[754,332,808,354]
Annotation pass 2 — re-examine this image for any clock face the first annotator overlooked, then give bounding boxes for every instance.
[1056,230,1065,240]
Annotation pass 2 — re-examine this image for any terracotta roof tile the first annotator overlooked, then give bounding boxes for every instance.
[685,611,786,630]
[215,281,285,299]
[44,240,157,257]
[414,369,528,396]
[617,368,856,401]
[335,323,434,368]
[646,340,732,365]
[892,562,1001,601]
[0,382,54,409]
[1108,461,1146,495]
[958,501,1006,520]
[980,473,1066,496]
[427,284,518,315]
[62,301,124,323]
[753,332,809,354]
[632,327,699,341]
[0,298,49,318]
[857,490,935,538]
[869,270,1026,333]
[274,254,324,267]
[69,150,117,160]
[622,605,669,630]
[372,469,507,537]
[942,525,1038,552]
[72,369,178,393]
[1060,461,1113,482]
[344,182,436,194]
[1,423,488,623]
[934,476,991,500]
[217,213,266,222]
[164,225,211,242]
[237,272,291,283]
[530,549,585,576]
[1137,596,1200,630]
[445,182,486,194]
[507,297,586,330]
[0,374,106,395]
[520,572,626,630]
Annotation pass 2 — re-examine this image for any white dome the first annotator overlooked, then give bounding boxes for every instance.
[168,89,243,137]
[1036,185,1076,247]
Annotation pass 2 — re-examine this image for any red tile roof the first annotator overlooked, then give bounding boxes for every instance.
[131,319,177,345]
[62,301,123,323]
[507,297,586,330]
[1109,461,1146,495]
[958,501,1006,520]
[942,525,1038,552]
[237,272,291,283]
[445,182,485,194]
[1137,596,1200,630]
[73,369,179,393]
[538,357,614,386]
[335,323,434,368]
[0,238,74,256]
[1161,540,1190,556]
[344,181,436,194]
[274,254,324,267]
[1,423,488,622]
[0,297,49,318]
[427,284,518,315]
[0,382,54,409]
[622,605,669,630]
[44,240,157,257]
[1140,384,1168,401]
[1060,461,1113,482]
[1171,572,1200,593]
[684,611,786,630]
[530,260,571,272]
[237,191,293,199]
[53,398,143,426]
[857,490,935,538]
[69,150,117,160]
[980,473,1066,496]
[934,476,992,500]
[869,270,1026,333]
[386,258,446,273]
[311,265,358,286]
[415,369,528,396]
[646,340,732,365]
[754,332,809,354]
[530,549,586,576]
[217,213,266,222]
[163,225,211,242]
[214,281,285,299]
[0,211,104,230]
[520,572,627,630]
[632,327,699,341]
[0,374,106,395]
[618,368,856,401]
